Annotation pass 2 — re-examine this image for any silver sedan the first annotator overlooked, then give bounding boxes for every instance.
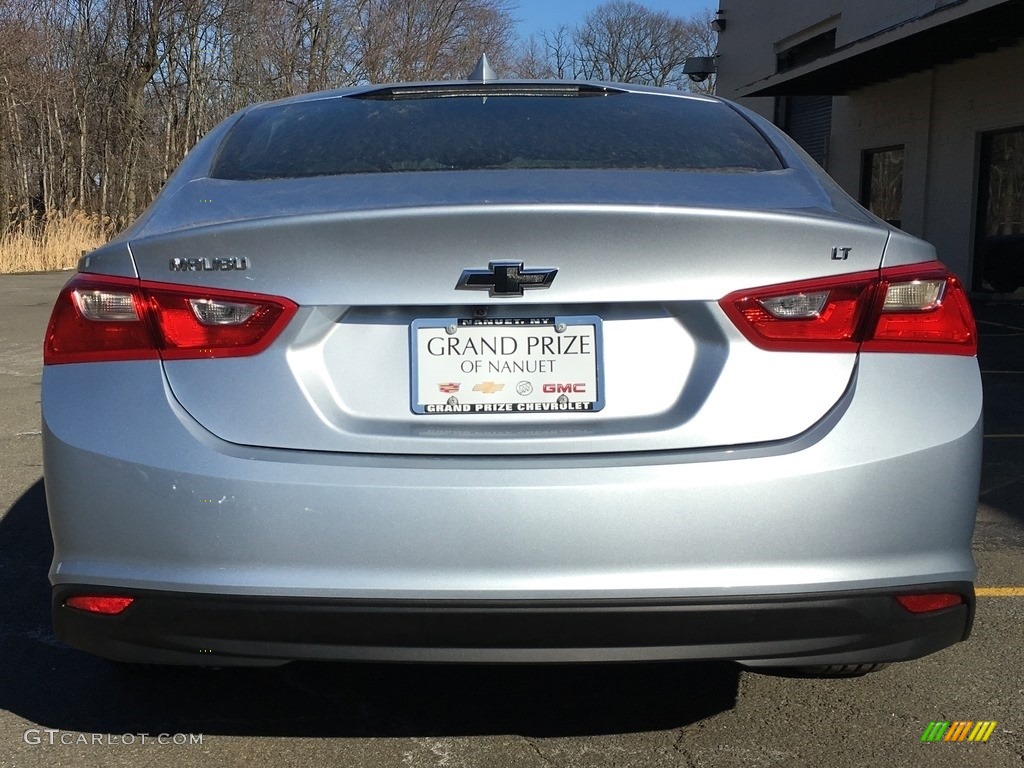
[42,74,982,675]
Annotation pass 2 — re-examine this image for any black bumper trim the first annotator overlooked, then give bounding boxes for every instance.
[52,583,975,666]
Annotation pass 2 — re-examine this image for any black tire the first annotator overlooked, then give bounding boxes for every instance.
[789,663,889,677]
[746,662,890,678]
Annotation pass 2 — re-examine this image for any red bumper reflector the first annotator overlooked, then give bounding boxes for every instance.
[895,593,964,613]
[65,595,135,615]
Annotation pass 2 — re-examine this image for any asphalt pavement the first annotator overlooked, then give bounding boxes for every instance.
[0,271,1021,768]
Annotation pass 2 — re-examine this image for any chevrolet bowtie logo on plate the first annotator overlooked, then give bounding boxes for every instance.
[456,261,558,297]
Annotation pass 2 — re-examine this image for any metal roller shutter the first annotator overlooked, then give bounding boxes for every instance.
[783,95,833,168]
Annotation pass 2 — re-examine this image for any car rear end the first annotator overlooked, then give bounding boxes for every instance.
[42,83,981,667]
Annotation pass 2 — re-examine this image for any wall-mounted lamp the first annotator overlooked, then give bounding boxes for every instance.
[711,11,726,33]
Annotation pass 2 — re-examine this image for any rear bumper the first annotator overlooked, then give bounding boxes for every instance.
[44,355,982,665]
[44,357,982,598]
[53,583,975,666]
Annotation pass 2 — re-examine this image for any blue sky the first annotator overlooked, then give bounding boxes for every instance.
[512,0,716,38]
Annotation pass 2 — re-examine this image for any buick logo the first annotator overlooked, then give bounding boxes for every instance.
[456,261,557,297]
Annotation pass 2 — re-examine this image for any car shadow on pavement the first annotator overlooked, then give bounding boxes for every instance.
[0,479,740,738]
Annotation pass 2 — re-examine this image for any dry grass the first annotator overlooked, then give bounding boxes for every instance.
[0,211,111,274]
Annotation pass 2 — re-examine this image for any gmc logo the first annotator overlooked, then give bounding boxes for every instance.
[542,383,586,393]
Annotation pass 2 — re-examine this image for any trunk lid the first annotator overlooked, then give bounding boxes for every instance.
[127,173,888,456]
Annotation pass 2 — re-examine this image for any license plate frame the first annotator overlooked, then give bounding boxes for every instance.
[410,316,604,415]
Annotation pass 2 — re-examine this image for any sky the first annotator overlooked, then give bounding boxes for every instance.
[512,0,716,38]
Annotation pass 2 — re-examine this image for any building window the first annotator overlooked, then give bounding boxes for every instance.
[861,146,904,228]
[976,127,1024,293]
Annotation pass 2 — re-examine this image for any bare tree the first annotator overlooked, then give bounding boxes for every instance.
[0,1,48,229]
[353,0,516,83]
[0,0,709,242]
[509,2,716,92]
[573,1,694,87]
[508,34,549,79]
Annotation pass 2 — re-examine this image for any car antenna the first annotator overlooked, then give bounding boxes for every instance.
[467,53,497,82]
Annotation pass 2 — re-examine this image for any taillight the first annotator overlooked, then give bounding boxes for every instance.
[65,595,135,615]
[719,262,976,355]
[720,272,875,353]
[863,263,976,354]
[44,274,297,365]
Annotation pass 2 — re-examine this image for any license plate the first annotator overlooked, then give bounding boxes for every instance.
[410,316,604,415]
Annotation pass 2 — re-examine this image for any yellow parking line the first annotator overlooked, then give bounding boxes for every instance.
[976,587,1024,597]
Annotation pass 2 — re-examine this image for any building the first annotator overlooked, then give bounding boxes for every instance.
[714,0,1024,294]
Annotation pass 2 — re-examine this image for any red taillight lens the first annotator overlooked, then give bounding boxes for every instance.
[720,272,876,353]
[863,264,977,355]
[720,262,977,355]
[44,274,297,365]
[895,593,964,613]
[44,275,158,364]
[145,288,295,359]
[65,595,135,615]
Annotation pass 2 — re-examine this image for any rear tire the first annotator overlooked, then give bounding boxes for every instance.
[746,662,890,678]
[789,663,889,677]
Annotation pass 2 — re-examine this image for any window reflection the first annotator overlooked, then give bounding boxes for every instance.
[862,147,904,228]
[978,129,1024,293]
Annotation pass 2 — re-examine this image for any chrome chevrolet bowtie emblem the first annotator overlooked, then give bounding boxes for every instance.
[456,261,558,297]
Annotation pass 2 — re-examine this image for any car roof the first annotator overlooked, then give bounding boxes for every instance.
[243,78,722,113]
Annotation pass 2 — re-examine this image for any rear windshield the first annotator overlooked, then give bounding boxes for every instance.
[211,88,784,180]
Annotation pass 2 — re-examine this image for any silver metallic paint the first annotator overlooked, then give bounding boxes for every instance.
[44,354,980,599]
[44,82,982,665]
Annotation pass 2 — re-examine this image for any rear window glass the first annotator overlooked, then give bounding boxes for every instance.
[211,89,784,180]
